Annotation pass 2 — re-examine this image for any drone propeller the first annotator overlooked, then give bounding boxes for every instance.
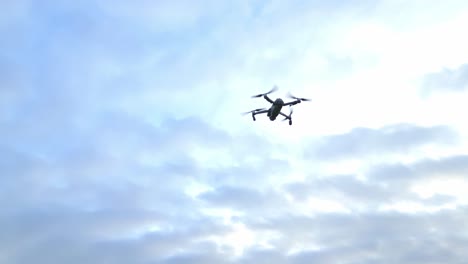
[241,108,266,115]
[287,92,311,102]
[251,85,278,98]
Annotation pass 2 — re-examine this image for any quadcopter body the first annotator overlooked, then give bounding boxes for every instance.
[268,98,284,120]
[243,86,310,126]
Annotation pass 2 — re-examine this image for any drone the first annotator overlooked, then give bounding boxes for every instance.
[242,86,311,125]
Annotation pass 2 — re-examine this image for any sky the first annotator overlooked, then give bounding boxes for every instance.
[2,0,468,263]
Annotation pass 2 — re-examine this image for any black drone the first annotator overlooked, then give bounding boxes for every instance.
[242,86,310,125]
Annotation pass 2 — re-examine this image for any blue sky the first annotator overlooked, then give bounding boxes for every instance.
[2,0,468,263]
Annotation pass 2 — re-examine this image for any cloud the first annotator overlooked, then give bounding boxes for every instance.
[2,0,468,263]
[283,174,410,208]
[369,154,468,182]
[422,63,468,93]
[198,185,289,217]
[283,154,468,212]
[0,206,234,264]
[305,123,458,160]
[0,102,290,263]
[246,208,468,263]
[96,0,231,33]
[0,119,242,262]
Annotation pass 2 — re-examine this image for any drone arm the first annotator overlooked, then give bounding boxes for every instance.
[263,94,274,104]
[254,109,269,115]
[251,109,268,121]
[282,100,300,106]
[279,111,293,122]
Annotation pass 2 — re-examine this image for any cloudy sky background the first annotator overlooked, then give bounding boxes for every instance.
[2,0,468,263]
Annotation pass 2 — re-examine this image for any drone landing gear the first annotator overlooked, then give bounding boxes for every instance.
[289,120,292,125]
[252,113,256,121]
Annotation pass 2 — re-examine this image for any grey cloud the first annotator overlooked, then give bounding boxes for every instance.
[246,208,468,264]
[201,156,291,189]
[423,194,457,206]
[285,154,468,209]
[317,154,468,207]
[237,249,287,264]
[0,108,288,263]
[369,154,468,183]
[0,206,233,264]
[283,174,413,207]
[161,251,230,264]
[198,185,289,215]
[306,123,458,160]
[83,112,232,163]
[422,63,468,94]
